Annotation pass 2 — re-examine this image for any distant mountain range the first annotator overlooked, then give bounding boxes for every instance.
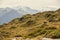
[0,7,39,24]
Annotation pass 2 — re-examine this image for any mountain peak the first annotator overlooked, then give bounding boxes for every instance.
[0,7,39,24]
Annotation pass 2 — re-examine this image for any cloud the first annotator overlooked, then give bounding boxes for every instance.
[0,0,60,9]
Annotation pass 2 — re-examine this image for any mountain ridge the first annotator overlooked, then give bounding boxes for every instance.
[0,8,60,40]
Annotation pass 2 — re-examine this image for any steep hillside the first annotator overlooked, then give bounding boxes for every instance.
[0,9,60,40]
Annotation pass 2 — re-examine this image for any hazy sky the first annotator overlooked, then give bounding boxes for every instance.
[0,0,60,9]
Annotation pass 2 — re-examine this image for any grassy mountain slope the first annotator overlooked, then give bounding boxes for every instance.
[0,9,60,40]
